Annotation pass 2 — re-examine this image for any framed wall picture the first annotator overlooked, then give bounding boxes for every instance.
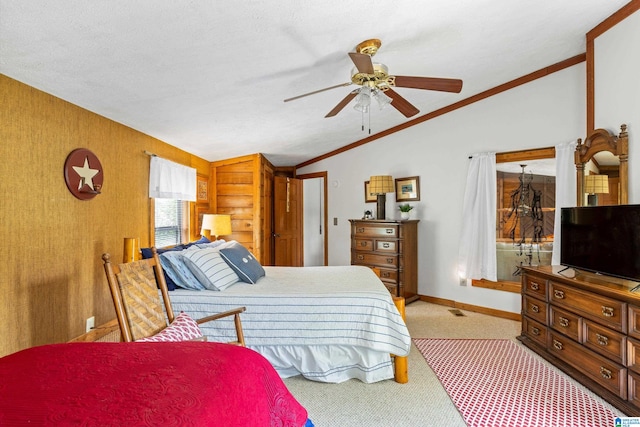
[364,180,377,203]
[197,175,208,202]
[395,176,420,202]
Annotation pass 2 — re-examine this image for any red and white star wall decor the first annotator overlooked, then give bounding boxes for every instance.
[63,148,104,200]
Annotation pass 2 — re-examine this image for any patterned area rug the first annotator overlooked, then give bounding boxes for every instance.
[414,338,619,427]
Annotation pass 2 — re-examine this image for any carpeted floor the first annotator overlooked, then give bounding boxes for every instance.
[415,338,618,427]
[283,301,625,426]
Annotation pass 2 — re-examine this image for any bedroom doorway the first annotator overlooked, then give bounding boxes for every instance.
[273,176,303,266]
[298,172,328,266]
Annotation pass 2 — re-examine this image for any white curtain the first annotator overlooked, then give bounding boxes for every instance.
[551,140,577,265]
[149,156,197,201]
[458,152,497,281]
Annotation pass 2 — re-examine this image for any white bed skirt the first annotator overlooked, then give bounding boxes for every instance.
[252,344,394,383]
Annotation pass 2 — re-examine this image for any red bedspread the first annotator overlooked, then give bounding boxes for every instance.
[0,341,308,426]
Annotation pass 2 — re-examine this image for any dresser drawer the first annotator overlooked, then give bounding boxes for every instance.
[523,274,547,300]
[549,306,581,342]
[583,319,626,365]
[383,282,400,296]
[627,337,640,374]
[353,224,398,238]
[378,268,398,283]
[375,240,397,252]
[549,331,627,398]
[549,282,626,332]
[628,305,640,339]
[628,371,640,408]
[352,252,398,268]
[353,238,373,251]
[522,295,547,325]
[522,316,547,348]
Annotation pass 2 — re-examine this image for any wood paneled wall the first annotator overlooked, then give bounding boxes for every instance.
[0,75,209,357]
[210,154,274,264]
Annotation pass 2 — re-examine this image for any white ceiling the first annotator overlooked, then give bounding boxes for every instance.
[0,1,628,166]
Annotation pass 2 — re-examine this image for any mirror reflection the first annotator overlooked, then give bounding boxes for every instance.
[583,151,620,206]
[496,159,555,283]
[575,125,628,207]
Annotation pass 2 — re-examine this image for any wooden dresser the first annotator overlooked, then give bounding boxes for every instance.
[349,219,419,303]
[519,265,640,415]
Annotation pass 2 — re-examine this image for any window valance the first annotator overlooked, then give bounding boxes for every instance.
[149,156,196,201]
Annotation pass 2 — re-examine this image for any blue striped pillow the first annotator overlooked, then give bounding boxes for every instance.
[182,248,239,291]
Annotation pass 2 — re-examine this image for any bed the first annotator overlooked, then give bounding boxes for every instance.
[0,341,311,426]
[168,264,412,383]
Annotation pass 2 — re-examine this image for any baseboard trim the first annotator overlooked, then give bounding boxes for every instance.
[418,295,521,322]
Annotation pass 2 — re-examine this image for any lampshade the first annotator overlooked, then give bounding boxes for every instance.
[201,214,232,239]
[369,175,394,194]
[584,174,609,194]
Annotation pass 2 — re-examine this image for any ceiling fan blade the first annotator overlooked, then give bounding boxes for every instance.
[325,91,358,118]
[393,76,463,93]
[384,88,420,118]
[348,52,374,74]
[284,82,352,102]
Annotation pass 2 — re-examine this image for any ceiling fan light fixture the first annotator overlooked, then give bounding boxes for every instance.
[353,86,371,113]
[373,89,392,110]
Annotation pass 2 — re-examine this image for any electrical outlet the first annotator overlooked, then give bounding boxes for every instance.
[86,316,95,333]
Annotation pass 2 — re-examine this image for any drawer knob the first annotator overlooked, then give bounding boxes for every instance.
[553,290,565,299]
[382,272,390,278]
[385,228,393,234]
[601,306,614,317]
[530,282,540,291]
[357,255,364,260]
[382,243,390,248]
[596,333,609,346]
[553,339,564,351]
[530,304,540,314]
[357,227,365,233]
[599,366,613,380]
[360,241,368,247]
[531,327,540,336]
[558,317,569,328]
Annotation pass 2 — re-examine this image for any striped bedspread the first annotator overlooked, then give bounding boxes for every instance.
[169,265,411,357]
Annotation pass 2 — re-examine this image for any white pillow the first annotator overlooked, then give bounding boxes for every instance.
[182,247,240,291]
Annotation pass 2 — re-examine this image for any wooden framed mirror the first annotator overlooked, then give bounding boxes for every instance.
[575,124,628,206]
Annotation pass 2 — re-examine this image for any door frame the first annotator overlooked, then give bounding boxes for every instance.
[297,171,328,266]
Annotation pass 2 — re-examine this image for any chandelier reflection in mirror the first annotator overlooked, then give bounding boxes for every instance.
[502,164,545,277]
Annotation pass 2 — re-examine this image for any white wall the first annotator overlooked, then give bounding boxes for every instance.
[303,177,325,266]
[594,9,640,203]
[299,64,586,314]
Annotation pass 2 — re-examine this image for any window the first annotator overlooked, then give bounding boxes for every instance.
[154,198,189,247]
[472,147,555,292]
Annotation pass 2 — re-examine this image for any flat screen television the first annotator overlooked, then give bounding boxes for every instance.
[561,204,640,282]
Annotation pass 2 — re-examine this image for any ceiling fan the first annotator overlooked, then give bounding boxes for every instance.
[283,38,463,119]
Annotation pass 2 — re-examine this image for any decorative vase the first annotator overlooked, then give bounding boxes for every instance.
[401,211,410,220]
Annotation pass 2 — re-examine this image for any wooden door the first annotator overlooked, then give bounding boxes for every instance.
[273,176,303,266]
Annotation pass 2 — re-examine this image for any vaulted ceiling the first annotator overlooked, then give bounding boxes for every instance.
[0,1,628,166]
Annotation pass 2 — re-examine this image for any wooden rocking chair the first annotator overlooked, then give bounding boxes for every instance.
[102,248,245,345]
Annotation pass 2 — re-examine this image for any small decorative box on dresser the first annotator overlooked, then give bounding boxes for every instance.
[519,265,640,415]
[349,219,419,303]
